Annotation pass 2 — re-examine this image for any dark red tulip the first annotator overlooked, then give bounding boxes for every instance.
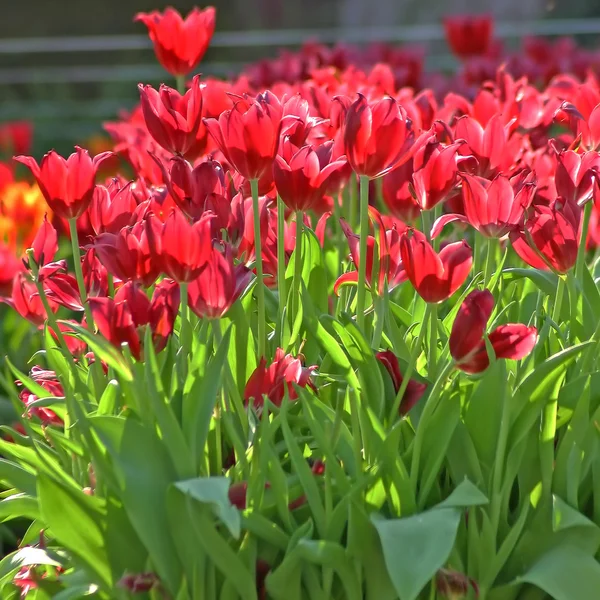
[94,219,162,287]
[342,94,415,179]
[273,139,348,211]
[400,228,472,303]
[14,147,113,220]
[510,202,579,273]
[135,6,216,77]
[450,289,537,374]
[8,272,57,326]
[244,348,316,412]
[553,147,600,207]
[88,179,138,235]
[118,572,160,594]
[89,280,179,360]
[382,158,422,222]
[43,270,83,312]
[146,210,213,283]
[376,350,427,415]
[432,172,536,239]
[444,14,493,59]
[82,249,112,298]
[188,243,253,319]
[16,366,63,426]
[204,91,283,180]
[139,76,204,158]
[30,216,57,267]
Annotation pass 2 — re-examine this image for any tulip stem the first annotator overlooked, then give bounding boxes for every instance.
[428,303,438,380]
[179,282,191,354]
[483,238,497,288]
[277,195,286,343]
[175,74,186,95]
[250,179,267,358]
[356,175,370,331]
[371,290,386,350]
[292,210,304,325]
[388,303,432,424]
[68,219,94,330]
[576,200,592,283]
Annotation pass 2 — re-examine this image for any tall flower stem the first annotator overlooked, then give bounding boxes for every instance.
[250,179,266,358]
[175,74,186,95]
[356,174,370,331]
[179,282,191,354]
[428,303,438,380]
[371,291,386,350]
[389,303,432,424]
[576,200,593,283]
[292,210,304,323]
[483,238,497,288]
[277,195,286,343]
[68,218,94,330]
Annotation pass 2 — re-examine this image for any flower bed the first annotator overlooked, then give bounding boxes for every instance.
[1,7,600,600]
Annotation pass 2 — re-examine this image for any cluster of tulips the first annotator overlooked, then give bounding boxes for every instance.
[3,5,600,600]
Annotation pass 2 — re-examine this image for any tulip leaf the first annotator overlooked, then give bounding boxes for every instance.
[502,268,558,297]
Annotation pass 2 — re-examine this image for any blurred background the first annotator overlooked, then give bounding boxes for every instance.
[1,0,600,154]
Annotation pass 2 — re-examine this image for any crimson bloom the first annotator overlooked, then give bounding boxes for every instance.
[510,202,579,274]
[30,216,58,267]
[139,76,204,157]
[244,348,317,411]
[89,280,179,360]
[381,159,422,222]
[188,243,253,319]
[88,179,138,235]
[7,272,57,326]
[400,228,472,303]
[342,94,415,179]
[444,14,493,59]
[94,219,162,287]
[135,6,216,77]
[146,209,213,283]
[432,172,536,239]
[14,147,113,220]
[17,366,64,426]
[553,147,600,206]
[273,139,348,211]
[204,91,283,180]
[450,289,537,374]
[0,244,22,296]
[376,350,427,415]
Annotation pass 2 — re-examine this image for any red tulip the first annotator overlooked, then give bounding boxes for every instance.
[244,348,316,412]
[273,139,348,211]
[135,6,216,77]
[412,136,462,210]
[146,209,213,283]
[88,179,138,235]
[400,228,472,303]
[139,76,204,158]
[0,244,22,297]
[82,249,112,298]
[553,147,600,207]
[30,216,57,267]
[444,14,493,59]
[381,159,421,222]
[432,172,536,239]
[89,280,179,360]
[8,272,57,326]
[450,289,537,373]
[188,243,253,319]
[0,120,32,155]
[342,94,415,179]
[94,219,162,287]
[204,91,283,180]
[334,214,406,295]
[17,366,64,426]
[14,147,113,220]
[510,202,579,273]
[376,350,427,415]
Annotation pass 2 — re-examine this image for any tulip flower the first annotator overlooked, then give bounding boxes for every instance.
[14,147,113,220]
[135,6,216,77]
[94,219,162,287]
[400,228,472,303]
[510,202,579,274]
[16,366,64,426]
[342,93,415,179]
[273,140,348,211]
[29,216,57,267]
[0,244,22,297]
[553,147,600,206]
[88,179,138,235]
[432,172,536,239]
[204,91,283,180]
[89,280,179,360]
[376,350,427,415]
[436,568,480,599]
[138,76,204,157]
[450,289,537,373]
[381,159,422,222]
[146,209,213,283]
[334,216,406,296]
[188,243,253,319]
[8,272,57,326]
[244,348,317,412]
[443,14,493,59]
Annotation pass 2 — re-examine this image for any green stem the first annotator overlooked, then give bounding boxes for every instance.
[552,275,566,325]
[179,282,190,354]
[410,360,455,492]
[389,303,432,424]
[371,290,386,350]
[566,269,578,343]
[576,200,592,283]
[68,218,94,330]
[356,175,370,331]
[490,378,510,535]
[250,179,266,358]
[292,210,304,327]
[175,74,186,95]
[277,195,286,343]
[107,273,115,297]
[348,175,358,228]
[428,303,438,380]
[483,237,498,288]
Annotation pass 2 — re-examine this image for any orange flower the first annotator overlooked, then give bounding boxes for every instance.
[0,181,48,252]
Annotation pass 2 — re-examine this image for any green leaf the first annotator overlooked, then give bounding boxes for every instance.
[502,268,558,297]
[174,477,241,539]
